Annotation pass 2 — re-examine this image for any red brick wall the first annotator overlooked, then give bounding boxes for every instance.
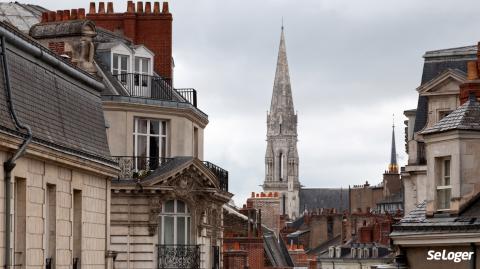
[224,250,248,269]
[247,194,281,235]
[224,238,264,269]
[87,1,173,80]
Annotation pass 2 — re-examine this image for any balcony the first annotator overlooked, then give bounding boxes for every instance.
[112,156,173,180]
[157,245,200,269]
[113,73,197,107]
[203,161,228,192]
[112,156,229,192]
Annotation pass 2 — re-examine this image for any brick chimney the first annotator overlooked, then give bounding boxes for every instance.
[460,42,480,103]
[87,1,173,81]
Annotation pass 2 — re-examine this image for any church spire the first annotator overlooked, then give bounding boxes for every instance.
[263,25,300,220]
[388,116,398,174]
[268,25,296,135]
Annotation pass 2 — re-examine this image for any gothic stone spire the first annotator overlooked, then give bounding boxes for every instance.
[263,26,300,220]
[388,119,398,173]
[268,27,296,137]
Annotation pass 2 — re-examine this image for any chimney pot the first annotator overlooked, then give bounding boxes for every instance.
[127,1,135,13]
[251,192,255,198]
[78,8,86,20]
[468,61,479,80]
[62,10,70,21]
[47,11,56,22]
[107,2,114,13]
[153,2,160,13]
[162,2,169,13]
[137,1,144,13]
[55,10,63,21]
[41,12,48,23]
[98,2,106,13]
[71,9,78,20]
[145,2,152,13]
[89,2,96,14]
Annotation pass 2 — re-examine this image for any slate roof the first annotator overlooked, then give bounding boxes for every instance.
[0,21,113,163]
[299,188,349,212]
[0,2,44,32]
[264,231,294,267]
[392,200,480,234]
[413,45,477,133]
[142,156,194,182]
[421,94,480,134]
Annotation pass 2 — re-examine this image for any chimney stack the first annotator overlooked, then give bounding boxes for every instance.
[62,10,70,21]
[55,10,63,21]
[137,1,144,13]
[127,1,135,13]
[145,2,152,13]
[89,2,96,14]
[153,2,160,13]
[78,8,86,20]
[162,2,169,13]
[468,61,479,80]
[47,11,55,22]
[107,2,114,13]
[71,9,78,20]
[41,12,48,23]
[98,2,105,14]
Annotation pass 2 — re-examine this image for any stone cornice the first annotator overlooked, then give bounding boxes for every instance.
[0,131,118,177]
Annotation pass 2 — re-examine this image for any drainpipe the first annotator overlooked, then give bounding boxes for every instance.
[0,36,32,268]
[470,243,476,269]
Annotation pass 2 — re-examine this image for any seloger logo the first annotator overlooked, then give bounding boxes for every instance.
[427,250,474,263]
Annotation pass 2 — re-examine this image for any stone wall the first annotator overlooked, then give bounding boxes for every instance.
[0,150,112,268]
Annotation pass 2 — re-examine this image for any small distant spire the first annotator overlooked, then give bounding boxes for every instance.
[388,115,398,174]
[281,17,284,31]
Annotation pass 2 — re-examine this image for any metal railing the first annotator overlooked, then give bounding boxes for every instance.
[176,88,197,107]
[157,245,200,269]
[113,73,197,107]
[112,156,173,180]
[203,161,229,192]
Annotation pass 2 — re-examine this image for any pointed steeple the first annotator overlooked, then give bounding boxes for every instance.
[388,116,398,174]
[268,26,296,136]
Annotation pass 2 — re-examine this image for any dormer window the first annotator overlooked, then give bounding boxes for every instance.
[134,57,150,87]
[436,157,451,210]
[113,53,129,83]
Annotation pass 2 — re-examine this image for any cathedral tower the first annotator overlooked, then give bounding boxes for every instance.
[263,26,300,219]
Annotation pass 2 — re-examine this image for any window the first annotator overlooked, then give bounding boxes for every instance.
[437,158,451,210]
[279,153,284,181]
[438,110,452,121]
[73,190,82,267]
[112,53,129,83]
[159,200,191,245]
[193,127,198,158]
[133,118,167,171]
[46,184,56,267]
[14,178,26,267]
[134,57,150,87]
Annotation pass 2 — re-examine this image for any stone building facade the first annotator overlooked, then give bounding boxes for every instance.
[392,43,480,269]
[0,20,118,269]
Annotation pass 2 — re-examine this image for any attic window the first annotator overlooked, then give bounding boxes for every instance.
[438,110,452,121]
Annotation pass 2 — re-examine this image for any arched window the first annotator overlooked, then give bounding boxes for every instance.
[159,200,191,245]
[279,153,284,181]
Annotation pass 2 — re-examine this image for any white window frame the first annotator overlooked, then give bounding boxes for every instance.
[112,53,129,75]
[159,200,191,245]
[133,118,168,171]
[436,157,452,211]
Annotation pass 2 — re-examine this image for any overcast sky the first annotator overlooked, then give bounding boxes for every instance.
[32,0,480,205]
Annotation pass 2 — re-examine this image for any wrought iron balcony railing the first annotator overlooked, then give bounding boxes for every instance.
[203,161,229,192]
[112,156,173,180]
[112,156,228,191]
[112,73,197,107]
[157,245,200,269]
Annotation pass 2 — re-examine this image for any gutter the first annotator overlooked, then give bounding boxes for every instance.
[0,36,32,269]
